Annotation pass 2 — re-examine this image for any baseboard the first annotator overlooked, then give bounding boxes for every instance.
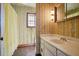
[18,44,35,48]
[12,44,19,56]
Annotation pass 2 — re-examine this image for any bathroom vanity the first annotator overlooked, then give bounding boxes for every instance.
[40,34,79,56]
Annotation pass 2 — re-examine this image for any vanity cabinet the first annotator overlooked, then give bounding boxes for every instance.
[40,39,67,56]
[40,39,45,56]
[56,49,67,56]
[40,39,55,56]
[44,48,53,56]
[45,41,56,56]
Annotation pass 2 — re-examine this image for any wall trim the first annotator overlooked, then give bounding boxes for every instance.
[17,44,35,48]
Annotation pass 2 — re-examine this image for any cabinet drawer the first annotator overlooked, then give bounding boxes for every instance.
[57,50,66,56]
[45,42,56,56]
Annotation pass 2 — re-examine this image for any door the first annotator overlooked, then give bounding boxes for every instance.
[0,4,1,56]
[0,3,5,56]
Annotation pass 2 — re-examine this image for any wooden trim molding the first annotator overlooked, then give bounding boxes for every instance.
[18,44,35,48]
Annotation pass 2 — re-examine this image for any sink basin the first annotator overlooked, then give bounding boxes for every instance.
[50,39,65,44]
[45,36,60,40]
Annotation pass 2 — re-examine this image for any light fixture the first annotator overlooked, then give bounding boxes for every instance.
[50,10,54,15]
[50,7,57,22]
[50,15,54,20]
[50,9,54,21]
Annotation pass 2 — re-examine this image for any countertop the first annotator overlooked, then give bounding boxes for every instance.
[40,34,79,56]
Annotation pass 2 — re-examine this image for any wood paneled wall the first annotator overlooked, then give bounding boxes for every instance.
[37,3,58,34]
[37,3,79,38]
[57,17,79,38]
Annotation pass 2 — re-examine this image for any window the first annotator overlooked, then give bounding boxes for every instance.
[27,13,36,28]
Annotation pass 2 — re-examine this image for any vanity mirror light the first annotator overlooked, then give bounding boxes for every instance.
[50,10,54,20]
[50,7,57,22]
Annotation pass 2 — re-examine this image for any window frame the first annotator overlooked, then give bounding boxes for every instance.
[27,13,36,28]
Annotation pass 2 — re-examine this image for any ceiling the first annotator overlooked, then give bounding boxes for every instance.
[12,3,36,8]
[21,3,36,8]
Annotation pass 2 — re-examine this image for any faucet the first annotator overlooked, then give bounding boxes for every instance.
[60,37,67,42]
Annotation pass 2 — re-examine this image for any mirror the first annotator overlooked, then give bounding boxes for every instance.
[66,3,79,38]
[66,3,79,19]
[56,3,79,22]
[56,3,65,22]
